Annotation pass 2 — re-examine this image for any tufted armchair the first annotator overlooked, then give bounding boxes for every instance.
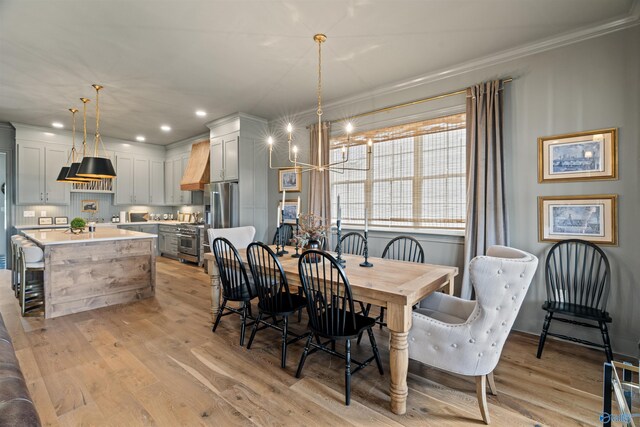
[408,245,538,424]
[208,226,256,249]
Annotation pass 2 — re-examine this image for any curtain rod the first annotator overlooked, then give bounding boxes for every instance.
[306,77,513,127]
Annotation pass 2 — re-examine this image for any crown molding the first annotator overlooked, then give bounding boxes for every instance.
[297,4,640,119]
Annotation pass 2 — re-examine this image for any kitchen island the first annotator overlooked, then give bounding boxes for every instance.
[21,228,156,319]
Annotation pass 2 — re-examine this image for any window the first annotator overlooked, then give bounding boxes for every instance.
[330,113,466,230]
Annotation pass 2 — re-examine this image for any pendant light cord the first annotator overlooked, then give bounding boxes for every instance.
[81,98,90,157]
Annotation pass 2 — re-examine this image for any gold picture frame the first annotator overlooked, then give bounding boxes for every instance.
[538,194,617,245]
[538,128,617,183]
[81,199,98,213]
[278,167,302,192]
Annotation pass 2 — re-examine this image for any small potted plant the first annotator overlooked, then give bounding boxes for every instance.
[70,217,86,234]
[293,213,328,261]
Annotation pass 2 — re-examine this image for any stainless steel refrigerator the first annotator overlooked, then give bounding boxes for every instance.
[203,182,239,271]
[205,182,239,228]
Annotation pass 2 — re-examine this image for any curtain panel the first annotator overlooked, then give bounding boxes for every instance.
[461,80,509,299]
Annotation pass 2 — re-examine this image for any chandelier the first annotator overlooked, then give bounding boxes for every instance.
[268,34,372,173]
[65,98,98,182]
[77,84,117,179]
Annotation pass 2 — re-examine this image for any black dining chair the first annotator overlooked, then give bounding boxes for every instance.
[363,236,425,330]
[382,235,425,263]
[536,239,613,362]
[211,237,255,346]
[246,242,308,368]
[272,224,294,246]
[335,231,366,256]
[295,250,384,406]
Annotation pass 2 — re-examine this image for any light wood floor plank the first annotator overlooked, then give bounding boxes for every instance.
[0,261,614,426]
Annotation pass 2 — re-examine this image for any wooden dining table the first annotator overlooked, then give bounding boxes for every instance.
[203,248,458,415]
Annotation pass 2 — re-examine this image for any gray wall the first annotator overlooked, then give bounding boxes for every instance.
[268,25,640,356]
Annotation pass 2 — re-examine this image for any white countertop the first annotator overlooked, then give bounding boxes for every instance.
[15,220,191,230]
[21,228,157,246]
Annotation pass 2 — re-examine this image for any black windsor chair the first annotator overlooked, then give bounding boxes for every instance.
[295,250,384,406]
[211,237,255,346]
[246,242,308,368]
[362,236,425,330]
[536,239,613,362]
[335,231,366,256]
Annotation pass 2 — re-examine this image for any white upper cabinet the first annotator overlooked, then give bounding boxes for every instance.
[133,158,150,205]
[16,141,70,205]
[164,159,174,205]
[210,132,238,182]
[150,160,165,206]
[115,155,156,205]
[44,146,70,205]
[115,155,134,205]
[180,155,192,204]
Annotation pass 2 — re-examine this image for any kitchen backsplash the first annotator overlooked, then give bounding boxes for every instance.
[15,192,204,226]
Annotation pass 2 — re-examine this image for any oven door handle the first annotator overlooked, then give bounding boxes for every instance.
[176,234,196,238]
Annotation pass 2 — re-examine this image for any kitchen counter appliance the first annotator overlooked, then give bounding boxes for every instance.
[176,224,200,263]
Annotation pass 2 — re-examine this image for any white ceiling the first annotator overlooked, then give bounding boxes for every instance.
[0,0,636,145]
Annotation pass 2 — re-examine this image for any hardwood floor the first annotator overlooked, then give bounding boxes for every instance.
[0,257,609,426]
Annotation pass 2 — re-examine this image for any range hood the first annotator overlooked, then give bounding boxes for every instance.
[180,140,210,191]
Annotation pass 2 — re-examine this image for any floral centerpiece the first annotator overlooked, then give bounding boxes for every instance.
[293,213,328,249]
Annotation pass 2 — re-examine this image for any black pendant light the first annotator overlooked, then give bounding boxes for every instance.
[66,98,96,182]
[56,107,78,182]
[77,84,116,179]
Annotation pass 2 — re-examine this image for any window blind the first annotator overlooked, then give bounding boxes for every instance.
[330,113,466,230]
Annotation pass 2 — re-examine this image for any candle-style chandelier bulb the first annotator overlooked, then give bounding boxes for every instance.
[287,123,293,133]
[346,122,353,133]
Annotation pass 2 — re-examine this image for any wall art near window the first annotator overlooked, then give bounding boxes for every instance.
[538,195,617,245]
[279,200,299,224]
[38,217,53,225]
[538,128,617,183]
[81,199,98,213]
[278,167,302,192]
[54,216,68,225]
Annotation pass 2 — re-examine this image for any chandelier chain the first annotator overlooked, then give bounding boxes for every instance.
[81,98,90,157]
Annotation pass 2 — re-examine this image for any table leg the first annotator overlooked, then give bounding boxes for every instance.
[207,257,221,323]
[386,303,412,415]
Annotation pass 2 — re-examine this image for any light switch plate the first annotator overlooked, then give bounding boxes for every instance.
[24,211,35,217]
[40,210,47,217]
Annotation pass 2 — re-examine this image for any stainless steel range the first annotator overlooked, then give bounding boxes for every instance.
[176,224,200,263]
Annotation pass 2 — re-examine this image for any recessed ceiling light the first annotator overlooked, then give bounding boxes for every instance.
[43,132,55,136]
[52,122,63,128]
[136,135,146,142]
[161,125,171,132]
[196,110,207,117]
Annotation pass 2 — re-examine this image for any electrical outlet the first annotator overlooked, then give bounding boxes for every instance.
[40,210,47,217]
[24,211,35,217]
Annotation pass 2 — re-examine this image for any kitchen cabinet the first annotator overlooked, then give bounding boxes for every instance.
[206,114,268,242]
[158,224,178,257]
[115,154,159,205]
[210,132,238,182]
[117,224,159,255]
[16,141,70,205]
[165,155,191,205]
[150,160,165,205]
[133,158,150,204]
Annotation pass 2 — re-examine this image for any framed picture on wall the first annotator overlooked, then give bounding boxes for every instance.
[279,200,299,224]
[538,128,617,183]
[38,217,53,225]
[54,216,68,225]
[81,199,98,213]
[538,195,617,245]
[278,168,302,192]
